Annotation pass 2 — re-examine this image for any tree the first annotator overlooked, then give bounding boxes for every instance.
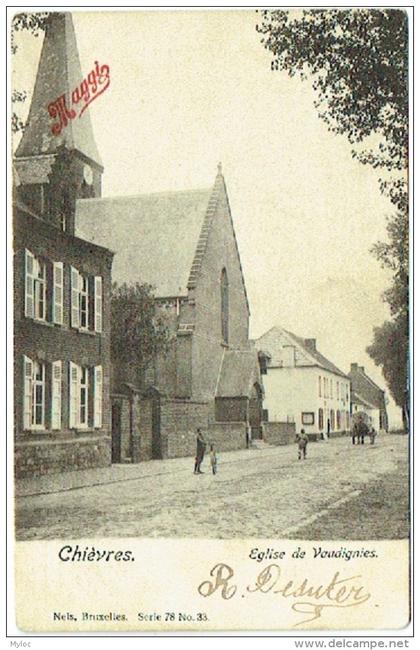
[12,12,50,133]
[257,9,408,171]
[367,314,409,427]
[257,9,409,426]
[111,283,171,390]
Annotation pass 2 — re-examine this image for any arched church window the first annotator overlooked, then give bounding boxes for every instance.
[221,268,229,344]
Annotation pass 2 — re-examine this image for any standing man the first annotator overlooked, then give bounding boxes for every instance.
[297,429,309,460]
[194,429,207,474]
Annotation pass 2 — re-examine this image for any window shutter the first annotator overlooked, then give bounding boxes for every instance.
[24,249,35,318]
[51,361,62,430]
[69,361,79,428]
[23,355,33,429]
[53,262,64,325]
[93,365,103,428]
[94,276,103,333]
[70,266,80,328]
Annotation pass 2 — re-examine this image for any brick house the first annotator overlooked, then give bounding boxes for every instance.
[13,13,114,477]
[349,363,388,432]
[76,165,263,460]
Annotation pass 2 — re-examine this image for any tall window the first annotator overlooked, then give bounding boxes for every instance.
[221,268,229,344]
[23,356,45,429]
[318,376,322,397]
[25,250,46,321]
[71,266,102,333]
[34,260,46,320]
[318,408,324,430]
[80,367,89,427]
[69,362,102,429]
[79,275,89,330]
[336,410,341,430]
[330,409,335,431]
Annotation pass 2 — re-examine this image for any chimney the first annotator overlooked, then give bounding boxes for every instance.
[305,338,316,352]
[350,363,359,373]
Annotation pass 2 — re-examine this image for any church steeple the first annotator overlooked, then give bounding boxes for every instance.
[15,12,102,166]
[14,12,104,232]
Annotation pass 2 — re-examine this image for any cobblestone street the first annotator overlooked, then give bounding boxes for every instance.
[15,434,409,540]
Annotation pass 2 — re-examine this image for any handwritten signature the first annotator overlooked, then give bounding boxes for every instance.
[47,61,110,136]
[198,563,371,626]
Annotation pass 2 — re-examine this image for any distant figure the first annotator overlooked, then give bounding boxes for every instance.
[352,420,359,445]
[297,429,309,460]
[210,444,218,475]
[370,427,377,445]
[194,429,207,474]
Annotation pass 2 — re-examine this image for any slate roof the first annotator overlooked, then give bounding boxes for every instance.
[216,349,261,398]
[15,13,102,167]
[75,188,213,297]
[255,326,348,379]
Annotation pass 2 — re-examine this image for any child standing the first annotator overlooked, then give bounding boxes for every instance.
[210,444,217,475]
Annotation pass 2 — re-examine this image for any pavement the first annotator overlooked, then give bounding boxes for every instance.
[15,442,278,497]
[15,434,408,540]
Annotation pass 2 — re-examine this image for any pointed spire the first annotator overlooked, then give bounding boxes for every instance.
[217,161,223,175]
[15,12,102,167]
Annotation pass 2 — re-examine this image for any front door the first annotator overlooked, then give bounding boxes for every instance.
[111,403,122,463]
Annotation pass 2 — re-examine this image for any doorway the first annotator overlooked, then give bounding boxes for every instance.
[111,403,122,463]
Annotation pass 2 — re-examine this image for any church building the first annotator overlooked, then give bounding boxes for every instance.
[13,11,263,469]
[13,13,114,477]
[76,166,263,460]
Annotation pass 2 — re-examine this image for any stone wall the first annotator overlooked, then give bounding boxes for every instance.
[160,399,210,458]
[189,178,251,402]
[15,435,111,478]
[207,421,248,452]
[215,397,247,422]
[137,397,153,462]
[264,421,296,446]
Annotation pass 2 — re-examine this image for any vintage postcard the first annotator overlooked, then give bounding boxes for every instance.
[9,6,412,635]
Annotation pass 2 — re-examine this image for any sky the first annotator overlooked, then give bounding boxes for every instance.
[12,9,403,427]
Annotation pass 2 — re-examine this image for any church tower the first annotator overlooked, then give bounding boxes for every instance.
[14,12,103,235]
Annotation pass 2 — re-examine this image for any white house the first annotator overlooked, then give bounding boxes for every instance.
[256,326,351,437]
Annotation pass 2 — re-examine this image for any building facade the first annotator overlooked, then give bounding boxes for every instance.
[256,327,351,438]
[76,166,263,458]
[13,13,114,477]
[349,363,388,432]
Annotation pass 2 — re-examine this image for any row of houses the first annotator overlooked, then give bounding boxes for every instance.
[13,13,388,479]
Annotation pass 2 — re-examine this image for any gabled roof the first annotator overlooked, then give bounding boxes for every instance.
[76,187,213,297]
[284,329,348,378]
[351,391,378,411]
[15,12,102,167]
[216,349,262,398]
[255,325,348,379]
[76,167,250,306]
